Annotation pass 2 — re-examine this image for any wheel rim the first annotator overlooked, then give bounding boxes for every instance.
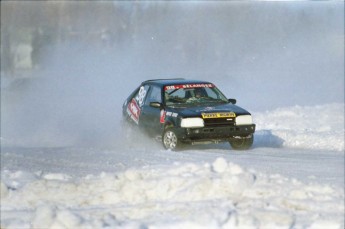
[163,131,177,149]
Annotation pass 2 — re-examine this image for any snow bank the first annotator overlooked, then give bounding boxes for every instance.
[1,158,344,229]
[254,103,344,151]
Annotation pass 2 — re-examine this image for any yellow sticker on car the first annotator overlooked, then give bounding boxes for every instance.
[202,112,236,119]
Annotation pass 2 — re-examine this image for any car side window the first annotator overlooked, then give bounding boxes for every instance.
[145,85,162,105]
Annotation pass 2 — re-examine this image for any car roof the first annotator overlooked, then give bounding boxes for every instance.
[142,78,213,87]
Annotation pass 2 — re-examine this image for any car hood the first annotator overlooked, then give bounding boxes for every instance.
[169,103,251,118]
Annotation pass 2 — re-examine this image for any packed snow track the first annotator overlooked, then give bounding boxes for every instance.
[1,104,344,229]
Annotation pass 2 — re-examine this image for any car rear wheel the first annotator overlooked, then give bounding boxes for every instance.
[162,129,180,150]
[229,134,254,150]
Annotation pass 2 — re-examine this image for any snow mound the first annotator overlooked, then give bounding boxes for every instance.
[254,103,344,151]
[1,158,344,229]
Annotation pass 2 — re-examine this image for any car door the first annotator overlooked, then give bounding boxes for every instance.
[140,85,164,135]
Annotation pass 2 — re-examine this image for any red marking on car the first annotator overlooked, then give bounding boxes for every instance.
[128,98,141,123]
[160,110,166,123]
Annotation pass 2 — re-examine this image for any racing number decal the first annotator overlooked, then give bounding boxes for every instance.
[136,86,147,107]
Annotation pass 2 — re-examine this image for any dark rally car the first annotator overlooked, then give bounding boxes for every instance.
[122,79,256,150]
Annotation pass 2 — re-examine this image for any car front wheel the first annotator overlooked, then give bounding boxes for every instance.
[162,129,180,150]
[229,134,254,150]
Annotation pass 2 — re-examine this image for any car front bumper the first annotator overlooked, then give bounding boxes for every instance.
[174,124,256,143]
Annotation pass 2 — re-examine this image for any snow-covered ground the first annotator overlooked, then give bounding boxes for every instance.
[1,103,344,229]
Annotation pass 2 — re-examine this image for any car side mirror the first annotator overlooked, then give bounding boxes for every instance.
[228,98,236,104]
[150,102,163,108]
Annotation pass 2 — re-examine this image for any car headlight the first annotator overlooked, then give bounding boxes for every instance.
[181,118,204,128]
[236,115,253,125]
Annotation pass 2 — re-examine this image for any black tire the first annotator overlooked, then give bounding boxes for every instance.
[229,134,254,150]
[162,129,180,150]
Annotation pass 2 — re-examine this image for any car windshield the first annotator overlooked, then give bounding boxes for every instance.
[164,84,229,108]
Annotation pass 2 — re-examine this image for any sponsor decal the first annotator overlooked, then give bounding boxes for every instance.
[202,112,236,119]
[165,84,214,90]
[127,98,141,124]
[166,111,178,117]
